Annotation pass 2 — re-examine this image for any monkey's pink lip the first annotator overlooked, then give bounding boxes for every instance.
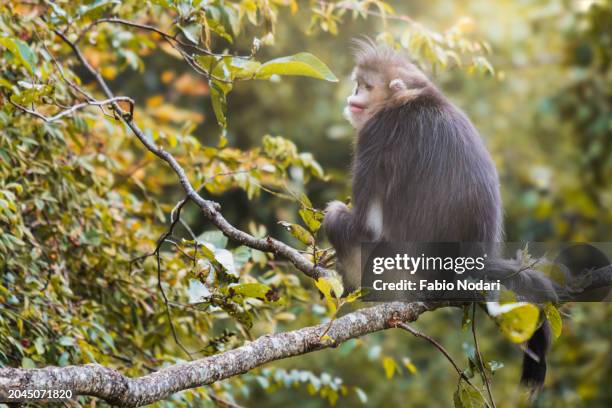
[349,103,366,113]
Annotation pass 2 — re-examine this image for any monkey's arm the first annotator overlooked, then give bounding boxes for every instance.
[323,201,363,257]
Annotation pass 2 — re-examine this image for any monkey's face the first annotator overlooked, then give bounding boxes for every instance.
[344,45,430,131]
[344,71,383,130]
[344,68,413,131]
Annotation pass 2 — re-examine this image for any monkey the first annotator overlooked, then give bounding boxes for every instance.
[324,41,505,288]
[322,40,557,393]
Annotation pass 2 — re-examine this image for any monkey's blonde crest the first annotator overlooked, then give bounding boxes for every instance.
[350,38,431,106]
[351,37,404,69]
[349,36,377,56]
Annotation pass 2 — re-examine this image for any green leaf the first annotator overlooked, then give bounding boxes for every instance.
[228,58,262,79]
[58,352,70,366]
[195,55,218,71]
[473,56,495,76]
[256,53,338,82]
[299,207,322,233]
[77,0,120,19]
[298,193,312,208]
[453,379,486,408]
[188,279,211,304]
[251,249,267,266]
[210,80,228,127]
[299,152,325,178]
[197,230,228,249]
[544,303,562,339]
[206,19,234,43]
[47,1,68,21]
[177,24,199,44]
[0,38,38,75]
[82,229,102,246]
[487,360,504,372]
[213,248,238,278]
[34,337,45,355]
[100,331,115,350]
[14,40,38,74]
[278,221,313,245]
[21,357,36,368]
[199,243,217,261]
[229,283,272,300]
[58,336,75,347]
[1,233,25,246]
[233,246,252,270]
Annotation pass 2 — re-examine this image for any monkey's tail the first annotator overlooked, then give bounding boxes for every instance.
[481,258,556,395]
[482,257,561,303]
[521,321,551,395]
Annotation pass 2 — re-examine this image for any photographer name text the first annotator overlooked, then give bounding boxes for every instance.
[372,279,501,291]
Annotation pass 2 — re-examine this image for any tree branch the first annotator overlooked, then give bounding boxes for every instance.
[0,302,433,407]
[51,28,331,281]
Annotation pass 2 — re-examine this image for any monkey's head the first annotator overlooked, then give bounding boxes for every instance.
[344,40,430,130]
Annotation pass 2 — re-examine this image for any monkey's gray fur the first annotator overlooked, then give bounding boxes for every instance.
[323,41,557,391]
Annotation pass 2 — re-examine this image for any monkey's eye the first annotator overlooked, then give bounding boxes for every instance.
[364,83,373,91]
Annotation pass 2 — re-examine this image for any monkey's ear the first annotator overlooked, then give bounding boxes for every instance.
[389,78,407,92]
[389,77,424,105]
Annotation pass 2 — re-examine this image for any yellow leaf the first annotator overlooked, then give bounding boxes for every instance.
[327,275,344,299]
[496,303,540,343]
[101,66,117,80]
[314,277,337,313]
[383,356,399,379]
[402,357,418,374]
[544,303,562,339]
[346,288,365,303]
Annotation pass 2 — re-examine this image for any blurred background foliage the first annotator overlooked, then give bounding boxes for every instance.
[0,0,610,407]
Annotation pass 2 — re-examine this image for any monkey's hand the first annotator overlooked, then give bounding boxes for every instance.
[324,200,350,218]
[323,201,353,252]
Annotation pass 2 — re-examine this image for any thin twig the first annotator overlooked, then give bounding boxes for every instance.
[108,354,156,373]
[9,97,134,122]
[76,17,259,83]
[36,32,97,102]
[176,48,235,83]
[77,17,251,59]
[319,0,415,24]
[152,197,200,359]
[396,322,491,408]
[208,391,245,408]
[472,304,496,408]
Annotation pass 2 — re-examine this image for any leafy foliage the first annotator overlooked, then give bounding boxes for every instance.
[0,0,609,407]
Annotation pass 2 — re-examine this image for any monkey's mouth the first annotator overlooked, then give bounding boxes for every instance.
[348,103,366,114]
